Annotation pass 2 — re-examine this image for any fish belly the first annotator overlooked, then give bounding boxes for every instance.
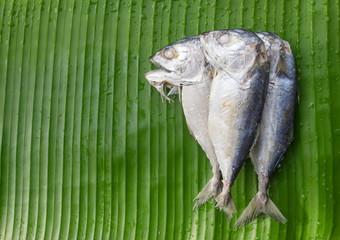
[208,74,247,182]
[182,80,216,162]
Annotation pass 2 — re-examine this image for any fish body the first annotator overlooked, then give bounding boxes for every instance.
[181,64,223,208]
[200,29,269,218]
[235,32,297,227]
[145,37,222,208]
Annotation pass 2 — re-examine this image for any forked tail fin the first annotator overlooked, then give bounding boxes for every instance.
[235,192,287,228]
[193,177,223,210]
[216,192,237,220]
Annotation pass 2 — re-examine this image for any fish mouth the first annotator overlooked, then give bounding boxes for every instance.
[144,70,177,88]
[148,55,172,73]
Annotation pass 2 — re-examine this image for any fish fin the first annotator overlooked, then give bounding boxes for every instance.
[215,192,237,220]
[193,177,222,210]
[235,192,287,228]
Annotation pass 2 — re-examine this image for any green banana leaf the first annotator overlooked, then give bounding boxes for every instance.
[0,0,339,239]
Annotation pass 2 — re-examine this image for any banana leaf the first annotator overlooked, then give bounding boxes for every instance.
[0,0,339,239]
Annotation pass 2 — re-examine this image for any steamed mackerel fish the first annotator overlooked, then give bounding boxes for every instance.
[145,36,223,207]
[200,29,269,219]
[235,32,297,227]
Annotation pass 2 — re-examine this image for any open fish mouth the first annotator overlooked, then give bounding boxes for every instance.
[154,83,175,102]
[155,83,181,102]
[144,71,175,102]
[149,83,182,102]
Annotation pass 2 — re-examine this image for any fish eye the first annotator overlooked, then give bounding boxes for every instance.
[162,47,178,60]
[218,34,229,44]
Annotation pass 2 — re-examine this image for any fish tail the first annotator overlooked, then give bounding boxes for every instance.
[193,179,214,210]
[216,192,237,220]
[193,177,222,210]
[235,192,287,228]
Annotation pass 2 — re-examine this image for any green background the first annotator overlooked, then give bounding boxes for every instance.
[0,0,339,239]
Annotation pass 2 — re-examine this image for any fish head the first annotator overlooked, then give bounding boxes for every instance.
[277,40,296,80]
[149,36,204,79]
[256,32,283,80]
[200,29,262,79]
[255,32,281,52]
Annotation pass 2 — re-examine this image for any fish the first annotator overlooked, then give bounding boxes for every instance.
[145,36,223,208]
[235,32,297,227]
[200,29,269,219]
